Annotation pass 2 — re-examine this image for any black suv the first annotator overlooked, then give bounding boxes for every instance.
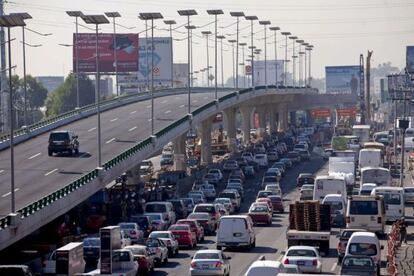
[48,130,79,156]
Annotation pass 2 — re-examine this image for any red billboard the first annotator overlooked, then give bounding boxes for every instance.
[311,108,331,118]
[73,33,139,73]
[336,107,357,117]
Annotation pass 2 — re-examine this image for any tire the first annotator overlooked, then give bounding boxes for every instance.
[163,256,168,264]
[75,148,79,155]
[175,248,179,255]
[48,150,53,156]
[201,236,205,242]
[252,239,256,248]
[216,245,222,250]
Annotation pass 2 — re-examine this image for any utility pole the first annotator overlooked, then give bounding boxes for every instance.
[359,54,365,124]
[366,50,373,124]
[0,0,7,132]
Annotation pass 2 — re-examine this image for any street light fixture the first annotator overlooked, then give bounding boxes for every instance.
[104,12,121,97]
[245,15,258,89]
[139,13,163,137]
[66,11,84,109]
[281,31,291,86]
[217,35,225,87]
[230,12,245,90]
[289,36,298,87]
[164,20,176,88]
[228,39,237,87]
[0,14,26,213]
[81,14,110,168]
[207,9,223,100]
[259,21,270,90]
[178,9,197,115]
[201,31,212,87]
[239,42,247,88]
[269,26,280,87]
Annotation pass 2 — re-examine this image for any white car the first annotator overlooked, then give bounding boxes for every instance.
[188,191,207,204]
[118,222,144,244]
[148,231,179,257]
[281,246,322,273]
[214,198,234,214]
[120,230,132,248]
[245,258,284,276]
[254,154,268,168]
[265,184,282,196]
[190,249,231,276]
[208,169,223,181]
[199,184,217,199]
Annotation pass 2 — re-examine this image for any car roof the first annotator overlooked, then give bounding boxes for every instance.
[350,231,377,238]
[51,130,69,133]
[249,260,282,268]
[287,245,318,251]
[195,249,223,254]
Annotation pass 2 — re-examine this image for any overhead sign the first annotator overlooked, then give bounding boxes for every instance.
[74,33,139,73]
[325,66,361,95]
[337,107,357,117]
[311,108,331,118]
[253,60,284,86]
[407,46,414,74]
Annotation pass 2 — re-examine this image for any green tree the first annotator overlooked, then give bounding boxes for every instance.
[45,73,95,117]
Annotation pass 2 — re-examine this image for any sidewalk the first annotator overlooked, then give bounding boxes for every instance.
[395,237,414,276]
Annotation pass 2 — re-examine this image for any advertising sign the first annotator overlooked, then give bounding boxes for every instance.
[74,33,139,73]
[311,108,331,118]
[325,66,361,95]
[407,46,414,74]
[337,107,357,117]
[253,60,284,86]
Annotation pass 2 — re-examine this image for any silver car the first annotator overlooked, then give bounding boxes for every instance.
[190,249,231,276]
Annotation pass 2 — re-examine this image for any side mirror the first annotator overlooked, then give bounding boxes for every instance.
[381,245,384,250]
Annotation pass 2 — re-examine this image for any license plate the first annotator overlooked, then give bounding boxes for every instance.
[297,261,305,266]
[233,233,242,237]
[202,264,209,269]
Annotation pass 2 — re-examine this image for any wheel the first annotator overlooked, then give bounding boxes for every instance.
[175,248,179,255]
[252,239,256,248]
[163,256,168,264]
[75,148,79,155]
[201,236,205,242]
[216,245,222,250]
[48,150,53,156]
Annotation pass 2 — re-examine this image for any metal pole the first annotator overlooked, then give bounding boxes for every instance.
[170,25,173,88]
[231,42,235,87]
[190,28,193,87]
[242,45,246,88]
[308,48,312,87]
[22,26,27,126]
[151,18,154,135]
[400,90,407,187]
[75,16,80,107]
[284,35,287,86]
[214,14,217,99]
[8,27,15,213]
[220,37,224,87]
[264,26,267,90]
[113,17,119,96]
[304,49,307,87]
[251,21,254,89]
[292,40,296,87]
[394,98,398,165]
[95,24,102,167]
[274,30,277,87]
[206,34,210,87]
[236,17,239,89]
[145,20,149,90]
[187,15,191,114]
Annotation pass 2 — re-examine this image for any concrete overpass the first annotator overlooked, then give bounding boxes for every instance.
[0,86,356,250]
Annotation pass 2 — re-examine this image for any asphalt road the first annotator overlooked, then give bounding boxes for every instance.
[0,91,230,216]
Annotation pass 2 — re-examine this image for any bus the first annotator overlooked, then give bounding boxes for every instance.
[370,187,405,222]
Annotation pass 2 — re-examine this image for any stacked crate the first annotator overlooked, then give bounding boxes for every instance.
[289,201,322,231]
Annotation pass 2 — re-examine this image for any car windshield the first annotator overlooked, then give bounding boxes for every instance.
[195,205,214,212]
[120,223,135,229]
[251,205,269,212]
[326,201,343,211]
[146,238,161,247]
[50,132,69,141]
[264,177,278,182]
[348,243,377,256]
[341,231,359,239]
[83,238,100,247]
[220,193,235,199]
[146,214,162,220]
[379,193,401,205]
[127,247,147,255]
[150,232,170,239]
[255,155,264,159]
[188,213,209,220]
[343,257,374,267]
[112,251,131,262]
[169,225,189,231]
[258,191,272,197]
[405,188,414,193]
[146,204,166,213]
[350,201,378,215]
[141,161,151,166]
[215,199,230,204]
[287,249,316,257]
[194,253,220,259]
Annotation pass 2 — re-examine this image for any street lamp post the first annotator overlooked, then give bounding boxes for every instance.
[248,46,256,87]
[302,42,309,86]
[207,9,224,100]
[289,36,298,87]
[245,16,258,89]
[164,20,176,88]
[178,9,197,115]
[217,35,225,87]
[139,13,164,137]
[230,12,245,90]
[105,12,121,97]
[228,39,237,88]
[259,21,270,91]
[269,26,280,87]
[281,31,291,86]
[201,31,212,87]
[239,42,247,88]
[0,14,27,213]
[307,45,314,86]
[296,39,304,86]
[185,25,196,87]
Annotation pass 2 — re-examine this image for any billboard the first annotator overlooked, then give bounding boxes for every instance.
[74,33,139,73]
[311,108,331,118]
[336,107,357,117]
[325,66,361,95]
[407,46,414,74]
[253,60,284,86]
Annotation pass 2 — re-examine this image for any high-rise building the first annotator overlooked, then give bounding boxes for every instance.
[35,76,64,94]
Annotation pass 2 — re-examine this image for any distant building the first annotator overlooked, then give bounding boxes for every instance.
[35,76,64,94]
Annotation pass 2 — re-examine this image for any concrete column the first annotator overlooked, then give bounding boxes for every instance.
[257,108,267,137]
[269,108,276,134]
[278,106,288,131]
[289,111,297,127]
[200,118,213,165]
[224,108,237,153]
[306,110,313,126]
[173,133,187,171]
[240,106,253,144]
[126,164,141,186]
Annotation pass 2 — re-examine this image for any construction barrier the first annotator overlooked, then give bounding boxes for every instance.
[387,222,401,276]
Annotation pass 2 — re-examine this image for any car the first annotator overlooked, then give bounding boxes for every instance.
[235,157,249,168]
[199,184,217,199]
[42,250,56,274]
[216,203,229,216]
[187,212,216,235]
[144,213,169,231]
[144,201,176,225]
[188,191,207,204]
[280,158,293,169]
[124,245,155,275]
[190,249,231,276]
[254,144,266,154]
[83,237,100,263]
[241,152,254,162]
[168,199,188,220]
[281,246,322,273]
[267,151,279,162]
[265,184,282,196]
[271,162,286,175]
[180,197,196,214]
[216,215,256,250]
[168,224,197,248]
[340,255,378,276]
[248,203,272,225]
[48,130,79,156]
[298,149,311,161]
[130,216,153,238]
[208,169,223,181]
[244,257,284,276]
[203,173,220,186]
[268,195,284,213]
[229,168,246,181]
[255,198,274,213]
[176,219,205,242]
[145,238,169,265]
[344,232,382,269]
[254,153,269,168]
[219,190,241,211]
[192,179,209,190]
[404,187,414,204]
[336,229,367,262]
[148,231,179,257]
[294,143,308,152]
[193,204,221,229]
[120,230,132,248]
[243,165,256,178]
[0,265,34,276]
[118,222,144,244]
[223,160,239,172]
[214,198,235,214]
[139,160,153,174]
[287,151,301,164]
[160,153,174,166]
[256,190,276,199]
[226,183,244,199]
[296,173,315,186]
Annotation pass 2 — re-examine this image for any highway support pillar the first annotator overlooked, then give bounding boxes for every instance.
[173,133,187,171]
[224,108,237,153]
[200,118,213,165]
[240,106,253,144]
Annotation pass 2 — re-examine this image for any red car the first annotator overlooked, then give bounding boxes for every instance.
[255,198,274,213]
[168,224,197,248]
[268,195,284,213]
[176,219,205,243]
[248,203,272,225]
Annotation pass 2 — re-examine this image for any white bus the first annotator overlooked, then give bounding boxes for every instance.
[360,167,391,186]
[371,187,405,222]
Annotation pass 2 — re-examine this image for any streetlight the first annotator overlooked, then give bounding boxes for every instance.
[178,9,197,115]
[228,39,237,87]
[259,20,270,90]
[0,14,26,213]
[281,31,291,86]
[139,13,164,137]
[289,36,298,87]
[217,35,225,87]
[185,25,196,87]
[269,26,280,87]
[230,12,244,89]
[66,11,84,109]
[81,14,110,167]
[248,45,256,87]
[207,9,224,100]
[104,12,121,97]
[201,31,212,87]
[302,42,309,86]
[296,39,304,86]
[239,42,247,88]
[164,20,176,88]
[245,15,258,89]
[306,45,314,87]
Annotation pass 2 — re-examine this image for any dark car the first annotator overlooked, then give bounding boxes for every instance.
[0,265,34,276]
[340,255,377,276]
[48,130,79,156]
[130,215,154,237]
[168,199,187,220]
[297,173,315,187]
[279,158,293,169]
[83,237,100,263]
[242,165,255,178]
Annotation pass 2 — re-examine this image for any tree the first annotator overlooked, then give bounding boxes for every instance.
[45,73,95,117]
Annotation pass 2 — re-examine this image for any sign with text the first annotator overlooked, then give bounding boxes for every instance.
[311,108,331,118]
[337,107,357,117]
[325,65,361,95]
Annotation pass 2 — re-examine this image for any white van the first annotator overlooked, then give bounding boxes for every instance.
[346,195,385,234]
[345,232,382,269]
[360,167,391,186]
[216,215,256,250]
[254,154,268,168]
[144,202,176,225]
[371,187,405,222]
[359,183,377,195]
[322,194,346,227]
[313,175,347,201]
[358,149,382,169]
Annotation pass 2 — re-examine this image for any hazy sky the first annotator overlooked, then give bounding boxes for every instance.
[6,0,414,80]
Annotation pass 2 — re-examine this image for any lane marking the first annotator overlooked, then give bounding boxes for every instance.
[44,168,58,176]
[0,170,5,174]
[106,138,116,144]
[130,110,137,114]
[165,110,171,114]
[179,104,185,108]
[28,152,41,160]
[330,263,337,272]
[192,99,198,103]
[203,96,208,99]
[148,118,152,122]
[88,127,96,132]
[2,188,19,198]
[110,118,118,122]
[161,100,167,104]
[146,105,151,108]
[128,126,137,132]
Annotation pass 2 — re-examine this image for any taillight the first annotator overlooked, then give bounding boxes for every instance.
[312,259,318,266]
[284,258,289,264]
[346,216,350,224]
[215,261,224,268]
[190,261,197,268]
[377,217,382,223]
